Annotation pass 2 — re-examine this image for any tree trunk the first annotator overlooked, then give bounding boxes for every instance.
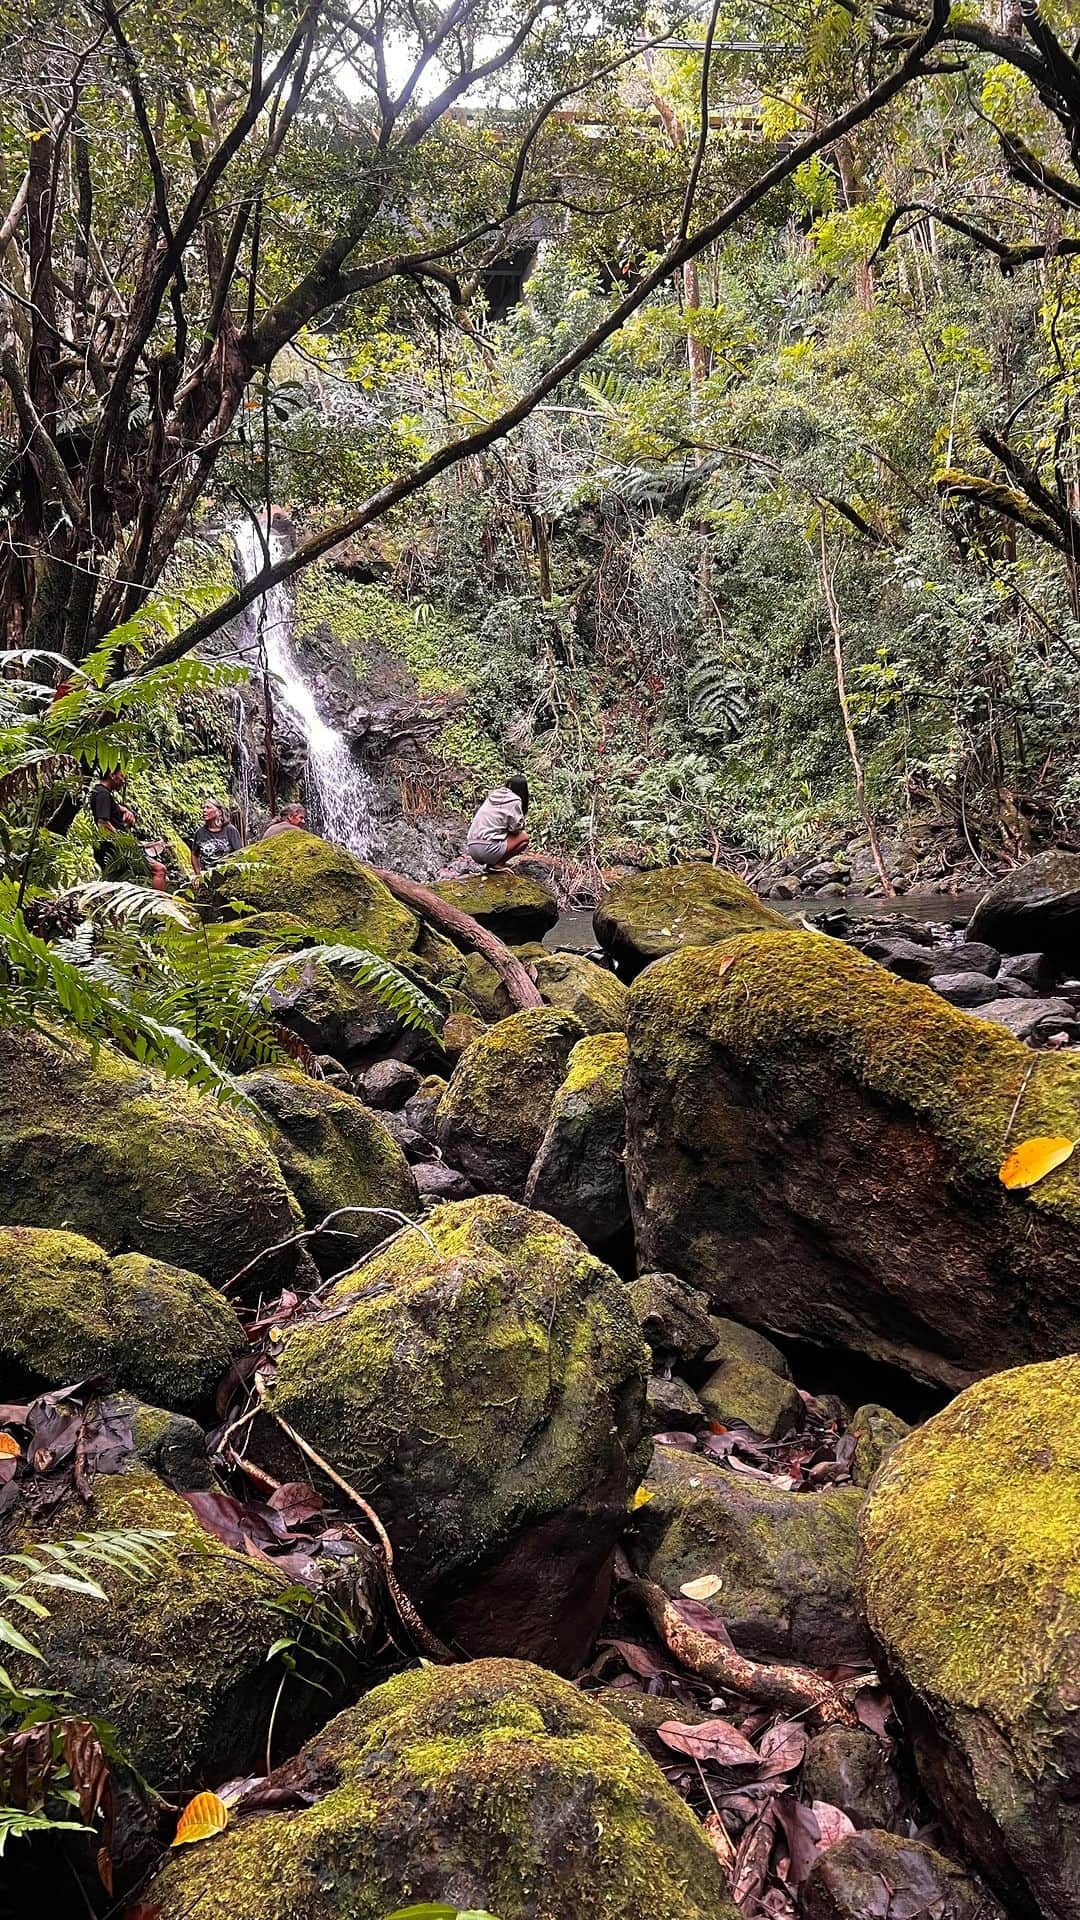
[371,868,545,1012]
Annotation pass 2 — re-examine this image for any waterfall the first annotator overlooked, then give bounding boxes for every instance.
[232,518,378,858]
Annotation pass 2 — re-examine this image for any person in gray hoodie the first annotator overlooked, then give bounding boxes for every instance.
[466,776,530,871]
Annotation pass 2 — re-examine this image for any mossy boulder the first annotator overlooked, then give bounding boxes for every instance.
[149,1658,738,1920]
[633,1441,866,1665]
[221,831,418,954]
[524,1032,629,1251]
[802,1831,1006,1920]
[264,1195,649,1669]
[242,1067,418,1272]
[437,1007,585,1197]
[530,950,629,1032]
[850,1402,910,1488]
[433,869,559,942]
[16,1469,325,1791]
[698,1354,804,1441]
[0,1027,305,1290]
[967,848,1080,961]
[626,930,1080,1388]
[594,864,788,979]
[0,1227,243,1415]
[858,1357,1080,1919]
[626,1270,719,1366]
[705,1316,792,1379]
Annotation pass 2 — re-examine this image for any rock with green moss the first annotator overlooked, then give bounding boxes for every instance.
[0,1027,306,1290]
[433,870,559,942]
[802,1831,1006,1920]
[858,1357,1080,1919]
[411,922,513,1023]
[0,1226,244,1415]
[627,930,1080,1388]
[647,1373,706,1431]
[850,1403,910,1488]
[705,1317,792,1379]
[264,1195,649,1668]
[221,831,418,953]
[530,950,629,1032]
[634,1441,867,1664]
[241,1067,418,1272]
[14,1469,331,1791]
[524,1032,629,1250]
[594,864,789,978]
[149,1657,738,1920]
[437,1007,585,1197]
[698,1354,805,1441]
[967,848,1080,960]
[802,1728,902,1832]
[627,1271,719,1366]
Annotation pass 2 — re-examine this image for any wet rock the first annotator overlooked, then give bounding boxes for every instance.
[117,1394,216,1491]
[0,1227,244,1417]
[433,869,560,942]
[220,831,419,953]
[858,1356,1080,1918]
[850,1403,911,1488]
[264,1195,649,1669]
[376,1111,436,1161]
[934,940,1001,976]
[802,1727,902,1832]
[525,1032,629,1251]
[530,949,629,1032]
[802,1831,1006,1919]
[971,995,1080,1043]
[436,1007,585,1198]
[998,950,1055,991]
[967,848,1080,961]
[647,1373,706,1430]
[626,1271,720,1367]
[626,931,1080,1387]
[634,1442,866,1665]
[699,1354,804,1440]
[242,1067,418,1271]
[442,1008,486,1058]
[150,1658,739,1920]
[414,1160,477,1202]
[705,1316,792,1380]
[355,1057,421,1108]
[0,1027,307,1291]
[863,936,939,984]
[928,970,1000,1008]
[594,864,788,979]
[403,1071,447,1139]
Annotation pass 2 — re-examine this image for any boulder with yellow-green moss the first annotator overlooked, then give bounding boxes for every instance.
[242,1067,418,1272]
[433,868,559,942]
[436,1007,585,1196]
[263,1194,649,1669]
[594,863,789,978]
[148,1658,739,1920]
[626,929,1080,1387]
[530,948,629,1031]
[220,830,418,953]
[0,1027,306,1291]
[525,1031,629,1250]
[0,1226,243,1415]
[858,1356,1080,1920]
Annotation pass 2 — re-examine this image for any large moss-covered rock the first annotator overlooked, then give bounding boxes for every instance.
[698,1353,804,1441]
[594,864,788,978]
[0,1027,305,1290]
[858,1357,1080,1920]
[0,1227,243,1414]
[627,930,1080,1388]
[437,1007,585,1197]
[634,1442,866,1664]
[433,870,559,942]
[802,1831,1006,1920]
[242,1067,418,1271]
[221,831,418,953]
[149,1658,738,1920]
[967,848,1080,960]
[525,1032,629,1250]
[530,950,629,1031]
[265,1195,649,1669]
[17,1470,319,1790]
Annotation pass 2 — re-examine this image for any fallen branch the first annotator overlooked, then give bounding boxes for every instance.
[629,1576,861,1727]
[372,865,544,1012]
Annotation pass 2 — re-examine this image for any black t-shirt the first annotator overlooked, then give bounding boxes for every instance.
[90,782,127,830]
[192,822,242,867]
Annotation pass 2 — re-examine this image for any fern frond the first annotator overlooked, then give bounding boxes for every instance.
[248,943,440,1035]
[0,1808,89,1853]
[56,880,194,928]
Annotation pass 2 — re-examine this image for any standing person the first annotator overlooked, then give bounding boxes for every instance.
[261,802,307,840]
[190,800,243,877]
[89,771,167,891]
[466,776,530,872]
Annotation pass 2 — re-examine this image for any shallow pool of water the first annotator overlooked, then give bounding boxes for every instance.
[544,890,983,952]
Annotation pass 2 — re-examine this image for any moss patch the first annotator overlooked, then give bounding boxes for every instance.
[433,872,559,942]
[437,1007,585,1197]
[595,864,788,975]
[220,833,418,954]
[532,951,629,1032]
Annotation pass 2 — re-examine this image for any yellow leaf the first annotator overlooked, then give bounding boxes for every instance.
[999,1136,1076,1190]
[680,1574,723,1600]
[171,1791,229,1848]
[0,1434,20,1457]
[630,1486,654,1510]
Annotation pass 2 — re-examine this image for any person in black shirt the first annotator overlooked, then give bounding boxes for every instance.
[191,800,243,877]
[89,772,167,890]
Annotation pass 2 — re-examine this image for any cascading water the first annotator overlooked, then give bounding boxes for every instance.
[232,518,378,857]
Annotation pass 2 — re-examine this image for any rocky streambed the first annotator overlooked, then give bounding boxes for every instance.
[2,837,1079,1920]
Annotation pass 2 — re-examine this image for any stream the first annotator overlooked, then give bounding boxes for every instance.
[546,891,984,952]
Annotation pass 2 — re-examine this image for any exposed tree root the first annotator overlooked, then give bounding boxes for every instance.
[372,866,544,1011]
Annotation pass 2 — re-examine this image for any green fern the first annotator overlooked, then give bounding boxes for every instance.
[0,1528,175,1663]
